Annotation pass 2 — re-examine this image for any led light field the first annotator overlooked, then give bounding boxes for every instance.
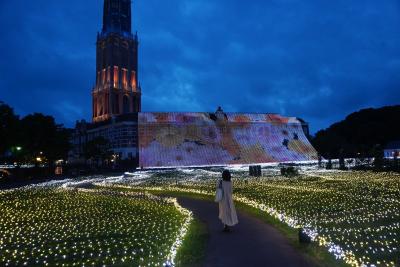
[0,188,189,266]
[113,169,400,267]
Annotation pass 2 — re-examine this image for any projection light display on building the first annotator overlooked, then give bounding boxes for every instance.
[139,112,318,168]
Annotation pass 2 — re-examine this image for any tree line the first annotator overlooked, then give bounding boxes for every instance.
[312,105,400,159]
[0,101,71,167]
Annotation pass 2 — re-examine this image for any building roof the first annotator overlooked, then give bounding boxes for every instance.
[138,112,301,124]
[385,141,400,150]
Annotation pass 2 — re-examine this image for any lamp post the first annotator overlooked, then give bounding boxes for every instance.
[11,146,23,167]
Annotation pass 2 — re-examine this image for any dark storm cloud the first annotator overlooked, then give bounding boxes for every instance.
[0,0,399,132]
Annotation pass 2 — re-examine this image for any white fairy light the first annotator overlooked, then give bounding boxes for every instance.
[0,187,192,266]
[103,168,400,267]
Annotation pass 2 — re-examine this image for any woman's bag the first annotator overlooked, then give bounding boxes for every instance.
[215,180,224,202]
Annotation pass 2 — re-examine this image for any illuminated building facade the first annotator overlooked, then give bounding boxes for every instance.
[138,112,317,168]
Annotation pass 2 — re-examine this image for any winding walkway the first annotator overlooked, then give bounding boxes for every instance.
[178,197,314,267]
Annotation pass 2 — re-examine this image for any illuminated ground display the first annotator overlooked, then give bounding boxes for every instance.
[109,168,400,267]
[139,112,318,168]
[0,187,191,266]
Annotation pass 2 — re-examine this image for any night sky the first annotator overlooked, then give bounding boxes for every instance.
[0,0,399,133]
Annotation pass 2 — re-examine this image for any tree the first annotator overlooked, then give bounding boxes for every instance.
[0,103,71,167]
[19,113,71,165]
[312,105,400,158]
[83,137,112,164]
[0,102,20,156]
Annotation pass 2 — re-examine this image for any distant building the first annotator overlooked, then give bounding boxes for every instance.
[70,114,138,163]
[384,141,400,158]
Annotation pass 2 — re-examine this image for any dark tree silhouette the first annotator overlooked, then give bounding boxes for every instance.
[312,106,400,158]
[83,137,112,164]
[0,102,20,156]
[0,102,71,166]
[20,114,71,164]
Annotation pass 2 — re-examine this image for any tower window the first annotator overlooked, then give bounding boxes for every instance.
[102,69,106,85]
[113,66,119,88]
[107,67,111,83]
[122,68,128,89]
[131,71,137,90]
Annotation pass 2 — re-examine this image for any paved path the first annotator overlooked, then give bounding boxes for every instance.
[178,197,314,267]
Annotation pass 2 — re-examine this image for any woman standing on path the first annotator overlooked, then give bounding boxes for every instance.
[218,170,239,232]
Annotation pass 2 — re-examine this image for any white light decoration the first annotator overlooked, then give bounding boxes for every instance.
[1,167,399,267]
[0,187,192,266]
[101,168,400,267]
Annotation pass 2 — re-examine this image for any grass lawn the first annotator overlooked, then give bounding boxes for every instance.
[175,218,208,267]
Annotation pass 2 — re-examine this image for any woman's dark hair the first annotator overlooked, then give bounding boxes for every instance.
[222,170,231,181]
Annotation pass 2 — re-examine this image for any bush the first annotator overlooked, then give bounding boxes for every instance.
[280,166,299,177]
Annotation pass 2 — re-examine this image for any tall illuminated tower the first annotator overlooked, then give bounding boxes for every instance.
[92,0,141,123]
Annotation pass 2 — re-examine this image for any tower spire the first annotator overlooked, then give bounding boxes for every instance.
[102,0,132,35]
